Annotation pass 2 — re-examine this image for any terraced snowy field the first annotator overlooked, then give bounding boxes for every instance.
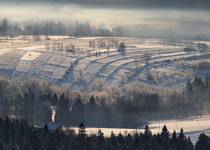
[0,36,209,91]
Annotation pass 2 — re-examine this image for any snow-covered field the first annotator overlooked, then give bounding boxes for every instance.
[0,36,209,91]
[69,115,210,143]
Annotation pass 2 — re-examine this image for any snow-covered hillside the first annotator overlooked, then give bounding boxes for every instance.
[0,36,209,91]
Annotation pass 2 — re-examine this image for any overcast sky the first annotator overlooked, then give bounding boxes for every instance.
[1,0,210,9]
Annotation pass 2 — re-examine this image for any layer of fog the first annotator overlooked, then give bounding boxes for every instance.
[1,3,210,38]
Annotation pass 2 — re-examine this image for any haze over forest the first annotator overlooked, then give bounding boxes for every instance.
[0,0,210,39]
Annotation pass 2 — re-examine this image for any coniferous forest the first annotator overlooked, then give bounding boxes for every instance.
[0,117,209,150]
[0,77,207,128]
[0,77,209,149]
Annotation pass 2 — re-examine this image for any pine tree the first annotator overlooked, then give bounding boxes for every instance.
[52,93,58,106]
[78,123,86,138]
[109,132,117,150]
[196,133,210,150]
[161,125,170,150]
[142,125,152,150]
[96,130,105,150]
[77,123,86,150]
[44,123,49,132]
[144,125,152,137]
[171,130,178,150]
[177,128,189,150]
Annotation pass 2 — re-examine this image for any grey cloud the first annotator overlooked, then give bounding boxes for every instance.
[1,0,210,9]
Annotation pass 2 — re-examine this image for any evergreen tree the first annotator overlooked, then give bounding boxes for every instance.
[52,93,58,106]
[77,123,87,150]
[71,96,85,125]
[78,123,86,137]
[55,93,70,124]
[160,125,170,150]
[142,125,152,150]
[171,130,178,150]
[96,130,105,150]
[109,132,117,150]
[196,133,210,150]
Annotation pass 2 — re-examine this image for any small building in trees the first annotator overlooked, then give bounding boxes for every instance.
[44,122,61,130]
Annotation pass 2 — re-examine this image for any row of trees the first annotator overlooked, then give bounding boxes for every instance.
[0,18,124,37]
[0,18,8,36]
[186,74,210,93]
[0,117,209,150]
[0,77,202,128]
[1,86,159,127]
[184,74,210,114]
